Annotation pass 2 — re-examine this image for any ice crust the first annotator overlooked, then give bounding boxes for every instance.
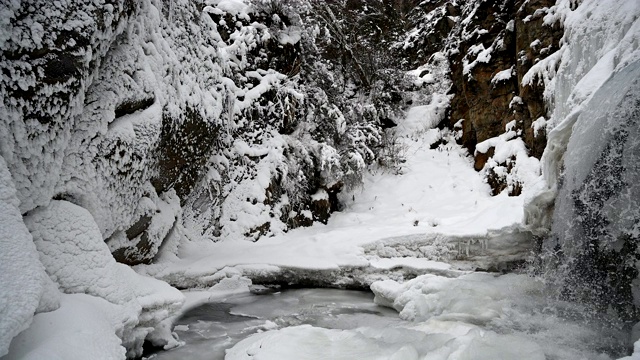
[226,324,546,360]
[371,273,528,323]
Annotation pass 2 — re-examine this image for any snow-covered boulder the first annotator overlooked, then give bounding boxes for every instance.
[23,200,184,358]
[0,157,56,357]
[371,273,535,324]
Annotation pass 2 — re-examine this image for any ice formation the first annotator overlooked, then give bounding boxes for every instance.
[520,0,640,353]
[524,0,640,235]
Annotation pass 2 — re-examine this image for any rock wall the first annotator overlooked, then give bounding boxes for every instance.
[447,0,562,158]
[1,0,403,269]
[400,0,563,195]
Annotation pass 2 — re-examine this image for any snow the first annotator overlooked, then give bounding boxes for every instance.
[506,20,514,32]
[226,323,547,360]
[18,200,184,358]
[0,157,54,357]
[0,0,133,215]
[463,43,493,76]
[475,121,542,195]
[398,93,449,134]
[223,273,625,360]
[220,272,626,360]
[139,92,534,288]
[2,0,638,358]
[226,324,430,360]
[371,273,527,323]
[531,116,547,136]
[490,66,514,85]
[4,294,126,360]
[211,0,250,18]
[369,258,457,274]
[278,26,302,45]
[310,189,328,201]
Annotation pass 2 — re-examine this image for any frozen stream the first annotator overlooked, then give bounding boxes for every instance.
[147,288,406,360]
[147,284,632,360]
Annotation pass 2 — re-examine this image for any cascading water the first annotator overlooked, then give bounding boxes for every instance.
[519,1,640,353]
[542,61,640,318]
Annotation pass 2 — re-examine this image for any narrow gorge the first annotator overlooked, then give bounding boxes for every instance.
[1,0,639,359]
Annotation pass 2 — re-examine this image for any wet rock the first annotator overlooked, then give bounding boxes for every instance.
[473,146,495,171]
[151,108,219,201]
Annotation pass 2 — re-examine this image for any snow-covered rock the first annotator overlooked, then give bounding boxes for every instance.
[0,157,55,357]
[225,321,546,360]
[5,294,127,360]
[22,200,184,358]
[371,273,534,324]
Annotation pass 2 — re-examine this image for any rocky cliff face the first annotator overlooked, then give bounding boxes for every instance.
[400,0,563,195]
[447,0,562,157]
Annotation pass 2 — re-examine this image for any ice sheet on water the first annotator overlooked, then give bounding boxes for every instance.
[227,288,403,330]
[150,289,405,360]
[225,323,547,360]
[153,285,628,360]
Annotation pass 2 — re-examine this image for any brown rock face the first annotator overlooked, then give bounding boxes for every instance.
[473,146,495,171]
[514,0,563,159]
[448,1,516,153]
[445,0,562,161]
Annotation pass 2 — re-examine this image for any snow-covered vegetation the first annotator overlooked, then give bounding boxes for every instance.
[1,0,640,358]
